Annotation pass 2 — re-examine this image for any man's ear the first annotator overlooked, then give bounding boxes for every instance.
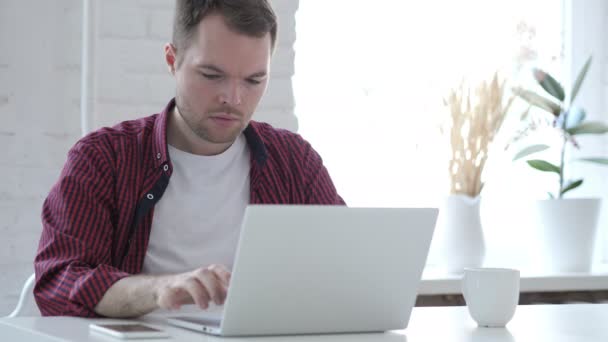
[164,43,178,75]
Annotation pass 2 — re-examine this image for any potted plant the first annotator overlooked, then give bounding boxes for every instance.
[511,56,608,272]
[434,74,514,274]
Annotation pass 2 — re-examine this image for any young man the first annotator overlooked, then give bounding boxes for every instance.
[34,0,344,318]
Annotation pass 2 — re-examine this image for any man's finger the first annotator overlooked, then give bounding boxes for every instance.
[183,277,211,309]
[209,264,231,287]
[209,265,230,304]
[195,268,225,305]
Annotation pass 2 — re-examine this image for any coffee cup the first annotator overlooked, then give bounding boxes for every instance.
[462,268,520,327]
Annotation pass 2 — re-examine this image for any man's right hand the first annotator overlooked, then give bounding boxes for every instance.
[95,263,231,317]
[156,264,231,310]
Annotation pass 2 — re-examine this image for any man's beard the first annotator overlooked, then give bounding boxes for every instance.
[175,100,244,145]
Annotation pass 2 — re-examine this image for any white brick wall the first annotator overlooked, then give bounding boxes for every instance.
[0,0,83,316]
[0,0,298,315]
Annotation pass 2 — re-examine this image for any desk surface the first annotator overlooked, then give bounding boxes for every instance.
[1,304,607,341]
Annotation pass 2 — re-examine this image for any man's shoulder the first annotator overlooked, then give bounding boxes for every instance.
[249,120,305,146]
[248,121,319,169]
[74,114,160,152]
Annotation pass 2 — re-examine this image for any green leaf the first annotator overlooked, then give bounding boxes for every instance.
[560,179,583,197]
[578,157,608,165]
[513,144,550,161]
[571,56,592,105]
[566,121,608,135]
[547,192,555,199]
[534,68,565,102]
[527,160,561,174]
[512,87,562,116]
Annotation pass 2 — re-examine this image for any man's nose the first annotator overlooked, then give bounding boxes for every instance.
[219,80,242,106]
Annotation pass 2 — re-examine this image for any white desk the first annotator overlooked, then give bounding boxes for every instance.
[1,304,607,341]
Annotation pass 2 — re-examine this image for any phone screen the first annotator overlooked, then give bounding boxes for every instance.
[96,324,162,332]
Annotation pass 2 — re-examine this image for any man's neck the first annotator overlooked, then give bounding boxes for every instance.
[167,107,233,156]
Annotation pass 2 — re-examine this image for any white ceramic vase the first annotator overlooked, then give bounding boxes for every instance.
[533,198,601,273]
[435,194,485,274]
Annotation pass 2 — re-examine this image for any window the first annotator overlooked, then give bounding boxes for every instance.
[294,0,566,266]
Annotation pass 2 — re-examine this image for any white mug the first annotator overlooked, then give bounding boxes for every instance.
[462,268,520,327]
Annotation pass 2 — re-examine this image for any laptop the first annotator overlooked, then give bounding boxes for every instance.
[167,205,438,336]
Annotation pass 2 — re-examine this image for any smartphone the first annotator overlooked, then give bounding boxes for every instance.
[89,323,169,339]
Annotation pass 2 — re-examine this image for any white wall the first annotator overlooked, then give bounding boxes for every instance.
[565,0,608,262]
[0,0,83,316]
[0,0,297,316]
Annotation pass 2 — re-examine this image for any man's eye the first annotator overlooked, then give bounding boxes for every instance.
[246,78,262,85]
[202,73,221,80]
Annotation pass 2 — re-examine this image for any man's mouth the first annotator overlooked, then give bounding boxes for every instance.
[210,113,239,127]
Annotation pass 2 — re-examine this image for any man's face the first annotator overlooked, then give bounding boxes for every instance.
[168,14,271,148]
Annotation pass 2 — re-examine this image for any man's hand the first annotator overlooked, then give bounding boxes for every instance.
[95,264,231,317]
[156,264,231,310]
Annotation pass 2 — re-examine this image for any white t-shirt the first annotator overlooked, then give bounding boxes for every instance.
[142,134,250,274]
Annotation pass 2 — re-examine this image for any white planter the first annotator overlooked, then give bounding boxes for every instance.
[434,194,485,274]
[533,198,602,273]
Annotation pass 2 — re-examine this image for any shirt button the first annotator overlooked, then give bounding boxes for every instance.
[147,193,154,200]
[156,153,161,159]
[163,164,169,172]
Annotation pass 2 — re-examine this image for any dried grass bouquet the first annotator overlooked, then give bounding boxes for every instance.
[443,74,515,197]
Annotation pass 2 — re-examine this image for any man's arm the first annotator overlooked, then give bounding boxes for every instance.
[35,141,129,317]
[94,264,231,318]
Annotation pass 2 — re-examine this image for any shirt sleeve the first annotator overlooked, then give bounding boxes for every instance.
[34,140,130,317]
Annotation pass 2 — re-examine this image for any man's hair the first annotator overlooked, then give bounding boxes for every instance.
[173,0,277,58]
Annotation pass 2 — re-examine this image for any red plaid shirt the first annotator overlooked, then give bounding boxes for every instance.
[34,99,344,317]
